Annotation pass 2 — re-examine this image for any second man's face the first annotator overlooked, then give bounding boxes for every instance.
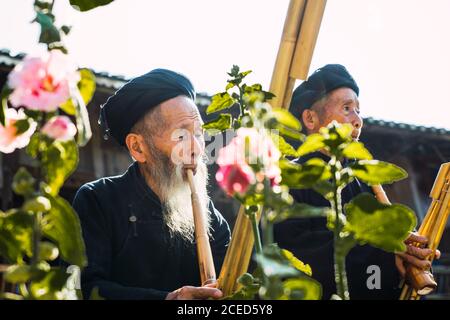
[316,87,363,140]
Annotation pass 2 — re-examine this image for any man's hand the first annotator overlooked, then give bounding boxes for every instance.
[165,283,223,300]
[395,232,441,277]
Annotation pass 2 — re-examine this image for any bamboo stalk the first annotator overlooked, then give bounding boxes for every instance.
[218,206,261,295]
[269,0,307,109]
[290,0,327,80]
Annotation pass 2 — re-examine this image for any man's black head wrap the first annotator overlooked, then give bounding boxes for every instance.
[289,64,359,116]
[99,68,196,146]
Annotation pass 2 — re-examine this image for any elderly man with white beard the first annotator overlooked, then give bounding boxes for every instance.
[72,69,230,300]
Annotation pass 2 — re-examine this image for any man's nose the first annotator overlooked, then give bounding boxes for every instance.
[351,112,363,130]
[189,135,204,164]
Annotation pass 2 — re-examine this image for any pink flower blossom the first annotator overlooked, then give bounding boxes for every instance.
[216,127,281,196]
[41,116,77,141]
[0,108,37,154]
[8,50,80,112]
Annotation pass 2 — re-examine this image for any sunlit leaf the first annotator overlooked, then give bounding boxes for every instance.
[61,69,96,116]
[206,92,235,114]
[272,109,301,131]
[42,194,87,268]
[280,158,331,189]
[297,134,325,157]
[41,139,78,195]
[280,277,322,300]
[256,254,300,278]
[345,193,416,252]
[270,134,297,157]
[342,141,373,160]
[29,268,71,300]
[202,113,232,134]
[281,249,312,276]
[350,160,407,185]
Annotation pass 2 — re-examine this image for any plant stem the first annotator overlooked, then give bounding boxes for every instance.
[261,207,274,246]
[30,212,42,267]
[331,159,350,300]
[249,211,263,256]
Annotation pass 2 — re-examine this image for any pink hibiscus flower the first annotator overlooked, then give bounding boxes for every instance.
[8,50,80,112]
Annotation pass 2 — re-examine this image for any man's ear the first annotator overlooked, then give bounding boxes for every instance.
[125,133,146,163]
[301,109,319,132]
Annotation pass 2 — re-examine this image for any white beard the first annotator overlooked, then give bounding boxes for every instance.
[158,160,211,243]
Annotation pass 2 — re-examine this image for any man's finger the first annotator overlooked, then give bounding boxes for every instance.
[435,249,441,260]
[395,255,406,277]
[406,245,433,259]
[190,287,223,300]
[405,233,428,246]
[397,252,432,270]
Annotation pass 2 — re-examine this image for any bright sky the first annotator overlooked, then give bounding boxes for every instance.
[1,0,449,129]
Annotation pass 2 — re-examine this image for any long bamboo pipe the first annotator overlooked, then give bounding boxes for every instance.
[186,169,216,285]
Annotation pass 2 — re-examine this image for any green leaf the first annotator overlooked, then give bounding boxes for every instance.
[274,124,304,141]
[342,141,373,160]
[12,167,36,196]
[202,114,232,134]
[60,69,95,116]
[280,277,322,300]
[42,194,87,267]
[281,249,312,276]
[312,180,334,200]
[225,82,235,91]
[39,241,59,261]
[350,160,408,185]
[13,119,31,135]
[35,12,61,45]
[272,109,301,131]
[256,253,300,279]
[41,140,79,195]
[4,265,34,283]
[345,193,416,252]
[23,196,51,213]
[271,203,329,223]
[69,0,114,11]
[0,210,33,263]
[270,134,297,157]
[297,134,325,157]
[29,268,71,300]
[206,92,235,114]
[0,86,13,126]
[280,158,331,189]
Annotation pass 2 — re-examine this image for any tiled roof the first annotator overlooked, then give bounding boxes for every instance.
[1,49,449,136]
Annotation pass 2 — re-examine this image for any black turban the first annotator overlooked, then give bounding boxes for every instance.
[99,68,196,146]
[289,64,359,116]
